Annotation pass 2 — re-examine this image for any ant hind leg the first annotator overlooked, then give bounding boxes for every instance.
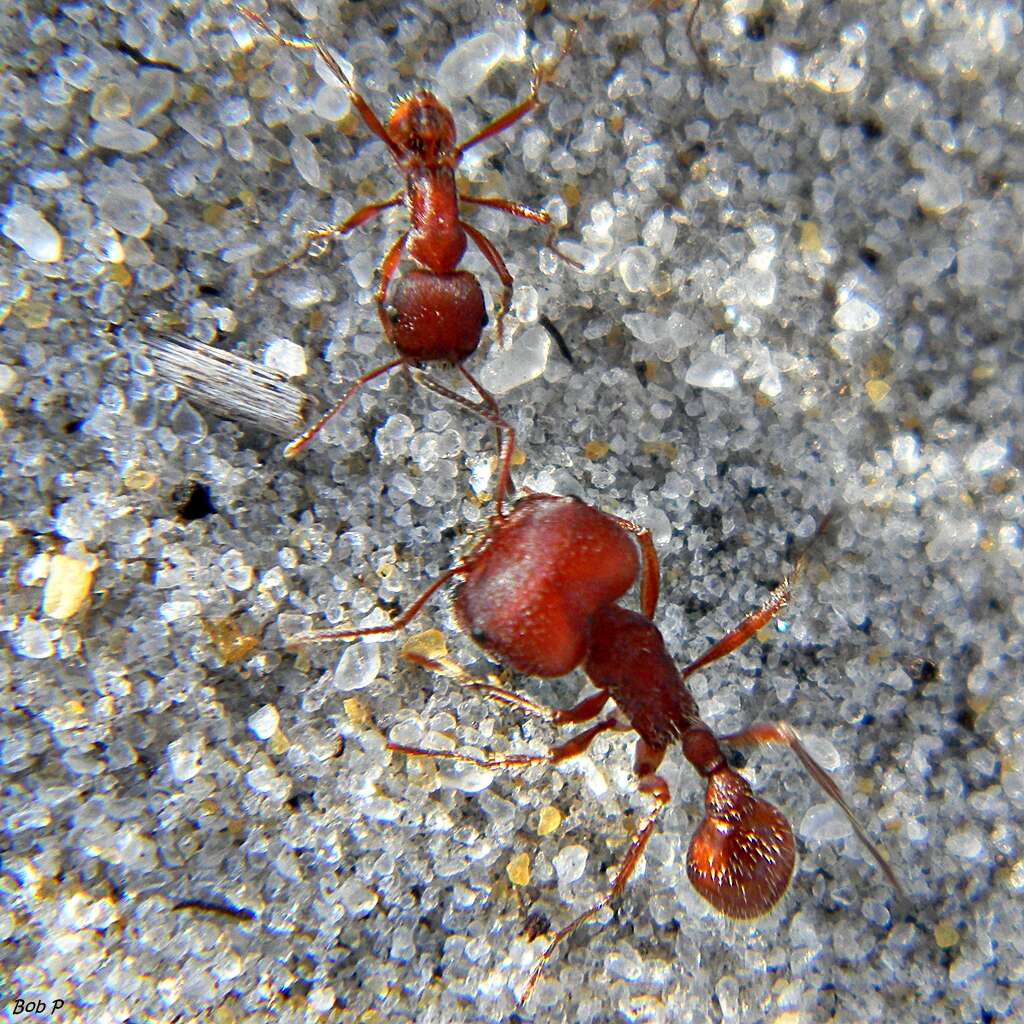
[283,357,404,459]
[519,739,670,1005]
[461,221,514,348]
[720,722,904,897]
[410,366,516,516]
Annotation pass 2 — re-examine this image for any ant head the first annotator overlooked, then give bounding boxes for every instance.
[686,768,795,918]
[389,92,457,159]
[455,495,643,679]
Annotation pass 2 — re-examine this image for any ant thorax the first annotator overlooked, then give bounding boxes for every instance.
[584,604,700,748]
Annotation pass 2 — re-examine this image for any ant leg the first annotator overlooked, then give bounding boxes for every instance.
[283,357,404,458]
[461,221,514,348]
[456,28,576,158]
[285,564,467,647]
[679,573,795,680]
[460,195,550,226]
[388,744,548,771]
[410,367,516,516]
[604,512,660,618]
[400,649,555,720]
[403,647,610,726]
[520,739,669,1005]
[550,690,610,726]
[460,195,583,271]
[376,231,409,337]
[680,514,835,678]
[720,722,904,897]
[237,6,404,162]
[388,711,626,771]
[460,366,515,515]
[254,194,403,279]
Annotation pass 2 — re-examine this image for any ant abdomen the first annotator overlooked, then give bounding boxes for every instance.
[687,768,796,919]
[389,270,486,363]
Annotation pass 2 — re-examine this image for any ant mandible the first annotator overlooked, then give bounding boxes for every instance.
[235,7,580,509]
[286,492,903,1004]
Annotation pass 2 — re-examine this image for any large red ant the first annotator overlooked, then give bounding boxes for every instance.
[235,7,580,511]
[286,491,903,1003]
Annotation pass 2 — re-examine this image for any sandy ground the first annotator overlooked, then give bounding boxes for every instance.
[2,1,1022,1021]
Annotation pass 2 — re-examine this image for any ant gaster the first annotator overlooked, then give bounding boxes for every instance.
[236,7,580,512]
[287,492,903,1004]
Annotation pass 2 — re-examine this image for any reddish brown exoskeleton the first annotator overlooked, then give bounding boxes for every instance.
[287,492,903,1003]
[236,7,579,511]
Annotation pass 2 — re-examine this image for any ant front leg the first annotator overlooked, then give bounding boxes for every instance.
[679,572,795,680]
[400,648,552,720]
[455,28,577,158]
[680,513,835,678]
[402,645,610,726]
[388,711,626,772]
[254,194,404,280]
[520,739,670,1006]
[605,512,660,618]
[284,563,466,647]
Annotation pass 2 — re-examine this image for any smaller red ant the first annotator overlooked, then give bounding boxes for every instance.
[235,7,580,511]
[287,492,903,1003]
